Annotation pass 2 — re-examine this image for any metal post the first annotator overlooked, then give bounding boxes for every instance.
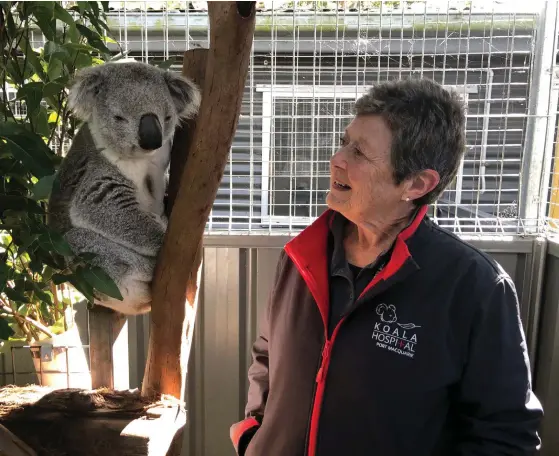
[519,0,559,228]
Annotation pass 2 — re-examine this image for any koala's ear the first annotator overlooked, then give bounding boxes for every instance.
[164,71,201,120]
[376,304,386,315]
[68,65,106,121]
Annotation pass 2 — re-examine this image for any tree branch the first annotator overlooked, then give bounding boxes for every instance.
[141,1,256,400]
[0,301,54,340]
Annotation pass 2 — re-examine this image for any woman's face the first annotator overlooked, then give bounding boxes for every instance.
[326,114,406,225]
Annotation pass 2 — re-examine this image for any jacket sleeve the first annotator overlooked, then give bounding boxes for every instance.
[229,332,269,455]
[230,250,286,455]
[454,275,543,455]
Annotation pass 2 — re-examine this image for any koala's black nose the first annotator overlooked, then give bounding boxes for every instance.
[138,113,162,151]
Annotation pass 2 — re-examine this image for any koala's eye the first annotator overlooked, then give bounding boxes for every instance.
[114,115,126,122]
[165,116,172,122]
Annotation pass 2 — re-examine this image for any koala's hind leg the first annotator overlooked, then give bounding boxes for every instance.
[64,227,156,315]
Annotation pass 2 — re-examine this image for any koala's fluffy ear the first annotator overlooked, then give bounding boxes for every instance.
[68,65,106,121]
[164,71,201,120]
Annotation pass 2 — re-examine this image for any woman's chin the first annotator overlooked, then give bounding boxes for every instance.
[326,191,349,211]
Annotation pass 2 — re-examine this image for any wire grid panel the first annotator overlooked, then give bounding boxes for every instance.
[0,301,93,389]
[0,344,92,389]
[79,2,544,235]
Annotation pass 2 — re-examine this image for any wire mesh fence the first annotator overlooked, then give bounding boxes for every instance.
[25,0,559,237]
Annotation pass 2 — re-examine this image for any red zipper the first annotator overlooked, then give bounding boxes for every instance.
[307,321,344,456]
[306,265,389,455]
[315,339,332,383]
[306,268,393,456]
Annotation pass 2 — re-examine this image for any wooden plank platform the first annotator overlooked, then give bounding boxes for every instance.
[0,386,185,456]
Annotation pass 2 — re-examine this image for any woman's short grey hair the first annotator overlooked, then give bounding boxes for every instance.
[353,78,467,206]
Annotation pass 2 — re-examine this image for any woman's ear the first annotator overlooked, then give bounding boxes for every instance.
[403,169,440,202]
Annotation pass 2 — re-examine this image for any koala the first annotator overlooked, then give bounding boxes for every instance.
[376,303,397,324]
[47,61,201,315]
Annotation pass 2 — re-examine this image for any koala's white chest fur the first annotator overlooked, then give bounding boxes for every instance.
[102,144,169,215]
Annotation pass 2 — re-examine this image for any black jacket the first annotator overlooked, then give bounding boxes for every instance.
[230,206,543,456]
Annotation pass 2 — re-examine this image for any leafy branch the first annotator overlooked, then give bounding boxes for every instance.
[0,1,124,343]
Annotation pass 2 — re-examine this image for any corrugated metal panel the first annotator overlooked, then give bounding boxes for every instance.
[183,246,282,456]
[186,248,243,456]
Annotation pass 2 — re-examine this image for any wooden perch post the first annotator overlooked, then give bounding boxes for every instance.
[141,2,257,401]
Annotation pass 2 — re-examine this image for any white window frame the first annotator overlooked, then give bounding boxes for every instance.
[5,84,27,120]
[257,83,477,227]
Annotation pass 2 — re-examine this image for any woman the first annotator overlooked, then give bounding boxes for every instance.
[230,78,543,456]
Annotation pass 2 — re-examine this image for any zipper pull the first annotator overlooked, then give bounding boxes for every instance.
[315,340,331,383]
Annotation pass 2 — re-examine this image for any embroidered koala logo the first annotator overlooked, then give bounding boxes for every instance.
[375,303,422,329]
[376,303,397,323]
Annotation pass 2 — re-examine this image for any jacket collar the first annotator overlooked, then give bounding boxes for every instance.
[328,205,424,274]
[284,205,429,327]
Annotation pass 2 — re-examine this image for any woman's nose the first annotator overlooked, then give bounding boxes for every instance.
[330,148,347,169]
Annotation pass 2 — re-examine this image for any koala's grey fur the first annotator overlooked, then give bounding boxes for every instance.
[48,61,201,315]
